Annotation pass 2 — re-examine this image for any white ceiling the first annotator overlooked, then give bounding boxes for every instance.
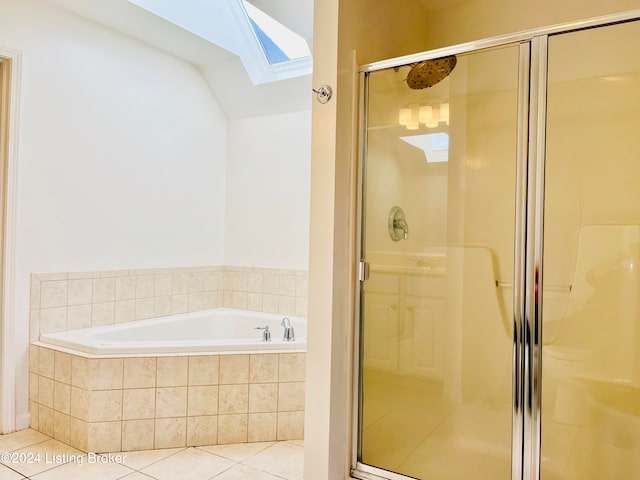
[43,0,313,119]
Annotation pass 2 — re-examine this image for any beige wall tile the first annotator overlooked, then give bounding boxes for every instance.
[217,414,247,444]
[188,273,204,292]
[41,280,67,308]
[188,292,204,311]
[69,418,88,452]
[29,346,39,373]
[29,373,38,402]
[155,417,186,449]
[203,291,219,309]
[187,416,217,446]
[263,274,278,295]
[116,276,136,301]
[135,298,154,320]
[122,419,155,451]
[262,295,279,314]
[37,348,54,378]
[249,384,277,413]
[171,294,189,314]
[67,279,92,306]
[30,310,40,342]
[277,382,305,412]
[172,274,189,295]
[88,421,121,453]
[38,377,54,408]
[54,352,71,384]
[70,387,89,421]
[232,292,247,309]
[54,381,71,414]
[278,353,306,382]
[123,388,156,420]
[67,305,92,330]
[295,275,308,298]
[124,357,156,389]
[68,271,100,280]
[278,276,296,296]
[278,297,295,316]
[249,355,278,383]
[248,413,277,442]
[247,273,263,294]
[30,401,39,430]
[136,275,155,298]
[71,356,89,389]
[88,390,123,422]
[295,298,308,317]
[231,272,248,292]
[101,269,129,278]
[222,270,232,290]
[92,302,115,326]
[39,405,53,437]
[156,387,187,418]
[155,274,172,297]
[219,355,249,385]
[34,273,68,281]
[203,272,218,291]
[115,300,135,323]
[247,293,263,311]
[218,384,248,415]
[157,357,188,387]
[277,411,304,441]
[154,296,172,317]
[89,359,123,390]
[53,412,71,445]
[187,386,218,416]
[40,307,67,334]
[188,356,219,385]
[30,276,41,309]
[93,278,116,303]
[222,290,233,308]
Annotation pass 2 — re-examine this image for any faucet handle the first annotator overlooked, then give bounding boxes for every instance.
[281,317,291,328]
[255,325,271,342]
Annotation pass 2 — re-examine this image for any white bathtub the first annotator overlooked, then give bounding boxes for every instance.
[39,308,307,355]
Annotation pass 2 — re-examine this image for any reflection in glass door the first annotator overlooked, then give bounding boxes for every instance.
[358,44,520,479]
[542,20,640,480]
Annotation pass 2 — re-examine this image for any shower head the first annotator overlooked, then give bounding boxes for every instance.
[406,55,457,89]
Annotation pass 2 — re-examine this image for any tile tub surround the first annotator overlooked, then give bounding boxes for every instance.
[30,266,308,340]
[29,345,306,453]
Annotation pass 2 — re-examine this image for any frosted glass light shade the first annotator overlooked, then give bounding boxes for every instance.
[419,105,433,124]
[440,103,450,124]
[399,108,413,126]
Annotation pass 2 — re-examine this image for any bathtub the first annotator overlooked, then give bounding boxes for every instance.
[38,308,307,355]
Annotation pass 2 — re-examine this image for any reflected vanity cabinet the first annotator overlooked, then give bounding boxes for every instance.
[363,268,445,379]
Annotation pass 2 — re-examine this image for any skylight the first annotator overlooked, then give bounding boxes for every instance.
[127,0,312,85]
[242,1,311,66]
[400,133,449,163]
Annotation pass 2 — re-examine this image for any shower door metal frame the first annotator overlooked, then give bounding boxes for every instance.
[352,9,640,480]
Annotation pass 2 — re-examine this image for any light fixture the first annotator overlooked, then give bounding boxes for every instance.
[440,103,450,125]
[399,102,450,129]
[398,107,413,126]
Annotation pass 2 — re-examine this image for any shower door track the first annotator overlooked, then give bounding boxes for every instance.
[352,8,640,480]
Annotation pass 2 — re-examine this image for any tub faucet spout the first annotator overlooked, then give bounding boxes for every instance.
[281,317,295,342]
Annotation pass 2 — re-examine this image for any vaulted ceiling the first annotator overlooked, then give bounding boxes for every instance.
[43,0,314,119]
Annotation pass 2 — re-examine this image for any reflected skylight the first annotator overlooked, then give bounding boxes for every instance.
[400,133,449,163]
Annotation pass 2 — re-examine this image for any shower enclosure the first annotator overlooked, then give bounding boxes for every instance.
[354,11,640,480]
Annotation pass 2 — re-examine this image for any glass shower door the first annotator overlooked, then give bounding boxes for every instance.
[359,43,521,480]
[541,20,640,480]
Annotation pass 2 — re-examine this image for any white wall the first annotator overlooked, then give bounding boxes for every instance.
[0,0,228,427]
[225,111,311,270]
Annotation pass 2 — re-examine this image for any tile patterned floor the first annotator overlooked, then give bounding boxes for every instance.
[0,429,304,480]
